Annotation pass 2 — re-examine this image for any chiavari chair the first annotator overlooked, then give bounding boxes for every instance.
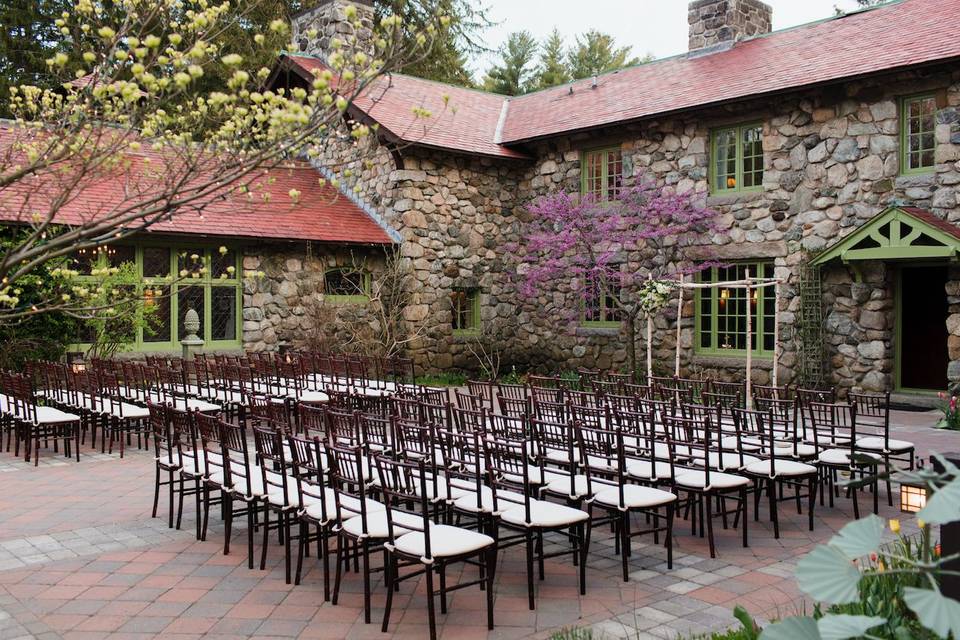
[808,401,880,518]
[851,390,914,506]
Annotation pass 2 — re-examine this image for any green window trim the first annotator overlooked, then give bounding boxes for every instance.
[695,262,775,358]
[580,279,621,328]
[709,122,764,195]
[451,288,481,335]
[900,94,937,175]
[323,268,371,303]
[580,146,624,202]
[70,243,243,352]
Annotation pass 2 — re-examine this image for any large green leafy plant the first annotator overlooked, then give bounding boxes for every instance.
[760,457,960,640]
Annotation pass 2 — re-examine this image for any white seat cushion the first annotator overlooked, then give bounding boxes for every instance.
[674,469,750,490]
[720,435,762,452]
[394,525,494,559]
[341,509,423,539]
[626,459,672,481]
[453,486,525,514]
[743,458,817,478]
[819,448,881,466]
[856,436,914,452]
[304,490,383,523]
[592,485,677,509]
[34,406,81,424]
[774,442,818,458]
[543,472,590,499]
[500,500,589,528]
[697,451,761,471]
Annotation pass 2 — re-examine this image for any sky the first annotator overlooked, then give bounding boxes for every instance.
[471,0,866,79]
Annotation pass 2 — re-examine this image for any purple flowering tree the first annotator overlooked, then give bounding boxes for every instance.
[514,180,716,376]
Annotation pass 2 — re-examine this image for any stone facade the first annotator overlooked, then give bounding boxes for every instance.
[268,6,960,394]
[688,0,773,51]
[291,0,375,63]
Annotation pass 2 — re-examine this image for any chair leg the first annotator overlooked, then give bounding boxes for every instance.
[525,531,535,610]
[362,540,371,624]
[579,523,589,596]
[768,480,779,539]
[381,552,395,633]
[425,563,437,640]
[808,476,817,532]
[322,530,331,602]
[261,507,270,571]
[223,497,233,556]
[295,521,305,587]
[705,492,716,558]
[152,465,161,518]
[740,488,748,548]
[620,512,629,582]
[167,470,175,529]
[247,506,255,570]
[332,535,344,606]
[666,504,675,569]
[439,563,447,614]
[485,548,495,630]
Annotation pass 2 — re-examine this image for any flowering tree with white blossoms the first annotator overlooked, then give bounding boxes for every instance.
[0,0,449,323]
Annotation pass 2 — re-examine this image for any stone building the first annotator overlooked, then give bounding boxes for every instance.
[269,0,960,399]
[14,0,959,400]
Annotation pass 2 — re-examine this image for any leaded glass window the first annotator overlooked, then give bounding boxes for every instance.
[324,268,369,300]
[582,277,621,327]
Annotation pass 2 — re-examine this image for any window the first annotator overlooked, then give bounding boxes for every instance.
[711,123,763,193]
[324,268,370,302]
[696,262,774,356]
[451,288,480,334]
[71,244,242,350]
[901,94,937,174]
[581,277,621,327]
[581,147,624,201]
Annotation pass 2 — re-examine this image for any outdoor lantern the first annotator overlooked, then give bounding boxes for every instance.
[900,482,928,513]
[726,177,737,189]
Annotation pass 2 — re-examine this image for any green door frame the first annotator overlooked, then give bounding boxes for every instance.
[893,264,948,394]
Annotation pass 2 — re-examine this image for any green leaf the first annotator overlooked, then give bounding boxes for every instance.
[917,477,960,525]
[796,545,861,604]
[903,587,960,638]
[817,614,886,640]
[828,514,884,560]
[733,605,760,640]
[759,616,821,640]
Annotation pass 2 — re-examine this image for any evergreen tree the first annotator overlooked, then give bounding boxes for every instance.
[533,29,570,91]
[567,30,639,80]
[482,30,538,96]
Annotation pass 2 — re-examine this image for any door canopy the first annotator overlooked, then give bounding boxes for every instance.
[811,206,960,265]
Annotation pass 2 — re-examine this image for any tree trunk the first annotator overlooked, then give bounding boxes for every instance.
[625,315,637,381]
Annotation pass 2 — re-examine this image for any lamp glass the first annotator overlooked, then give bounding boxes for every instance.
[900,484,927,513]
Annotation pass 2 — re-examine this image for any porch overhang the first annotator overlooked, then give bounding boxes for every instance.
[810,206,960,266]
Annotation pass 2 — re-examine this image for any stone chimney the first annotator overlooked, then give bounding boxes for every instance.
[688,0,772,52]
[292,0,376,61]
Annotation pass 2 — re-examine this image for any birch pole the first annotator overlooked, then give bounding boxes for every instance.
[745,266,753,409]
[772,279,781,388]
[675,274,684,377]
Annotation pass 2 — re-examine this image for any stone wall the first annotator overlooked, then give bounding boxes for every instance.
[262,57,960,390]
[241,242,386,353]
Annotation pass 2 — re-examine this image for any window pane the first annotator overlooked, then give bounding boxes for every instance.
[699,262,772,354]
[108,245,136,267]
[325,269,366,296]
[143,286,171,343]
[143,247,171,278]
[605,149,623,200]
[211,247,236,280]
[211,286,237,341]
[178,250,205,279]
[741,126,763,188]
[451,289,478,331]
[583,280,601,322]
[714,129,737,191]
[906,96,936,171]
[178,286,205,341]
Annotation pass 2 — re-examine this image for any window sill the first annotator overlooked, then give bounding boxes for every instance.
[576,325,620,337]
[323,295,369,304]
[691,353,774,369]
[452,330,481,340]
[706,190,763,206]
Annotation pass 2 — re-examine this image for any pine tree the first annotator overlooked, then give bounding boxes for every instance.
[482,30,538,96]
[533,29,570,91]
[567,30,639,80]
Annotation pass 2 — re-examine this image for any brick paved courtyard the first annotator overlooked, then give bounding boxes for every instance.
[0,410,955,640]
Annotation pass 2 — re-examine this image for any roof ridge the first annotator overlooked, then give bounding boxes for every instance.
[307,158,401,243]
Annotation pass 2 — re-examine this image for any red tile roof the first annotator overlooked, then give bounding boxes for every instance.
[283,55,526,160]
[502,0,960,143]
[285,0,960,151]
[0,130,394,245]
[901,207,960,242]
